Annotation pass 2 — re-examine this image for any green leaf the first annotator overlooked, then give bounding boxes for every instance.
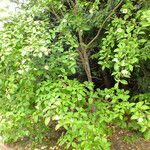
[114,63,119,71]
[141,105,149,110]
[71,68,76,74]
[131,115,138,120]
[88,98,93,104]
[55,124,62,130]
[33,115,38,123]
[72,142,77,148]
[120,80,128,85]
[144,131,150,140]
[45,117,50,126]
[141,126,147,132]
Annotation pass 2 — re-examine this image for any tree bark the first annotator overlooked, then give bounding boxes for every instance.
[78,46,92,82]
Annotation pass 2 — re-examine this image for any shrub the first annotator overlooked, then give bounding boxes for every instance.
[0,0,149,149]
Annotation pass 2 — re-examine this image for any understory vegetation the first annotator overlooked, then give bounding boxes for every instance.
[0,0,150,149]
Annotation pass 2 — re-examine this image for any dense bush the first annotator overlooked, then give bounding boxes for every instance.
[0,0,150,149]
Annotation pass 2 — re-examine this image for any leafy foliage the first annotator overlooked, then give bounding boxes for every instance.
[0,0,150,149]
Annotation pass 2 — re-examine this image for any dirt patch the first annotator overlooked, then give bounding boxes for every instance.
[110,127,150,150]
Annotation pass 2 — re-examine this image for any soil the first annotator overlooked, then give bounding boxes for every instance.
[110,127,150,150]
[1,127,150,150]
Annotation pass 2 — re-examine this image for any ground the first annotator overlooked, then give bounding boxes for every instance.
[1,127,150,150]
[110,127,150,150]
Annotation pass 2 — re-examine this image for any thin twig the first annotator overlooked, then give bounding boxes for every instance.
[87,0,124,48]
[92,76,102,81]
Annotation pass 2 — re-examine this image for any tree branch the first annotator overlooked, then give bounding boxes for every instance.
[66,0,72,8]
[74,1,92,82]
[50,6,61,20]
[87,0,124,48]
